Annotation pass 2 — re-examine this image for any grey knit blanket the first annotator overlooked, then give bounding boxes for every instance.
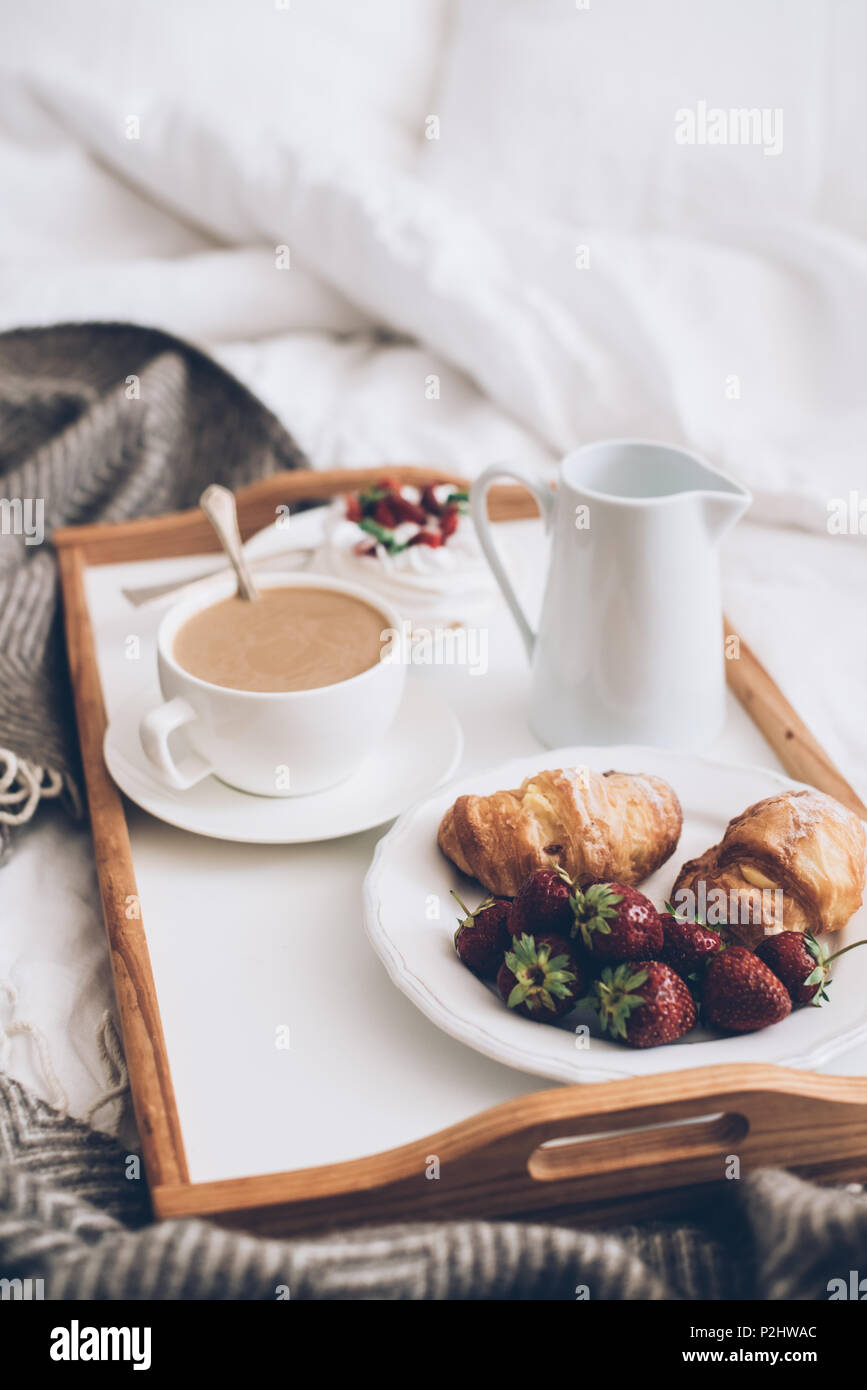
[3,1072,867,1299]
[2,322,865,1301]
[0,323,304,848]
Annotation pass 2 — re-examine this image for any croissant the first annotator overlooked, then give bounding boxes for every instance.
[437,766,682,897]
[671,789,866,949]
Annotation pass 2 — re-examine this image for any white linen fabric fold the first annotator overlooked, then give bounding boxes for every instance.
[3,61,866,530]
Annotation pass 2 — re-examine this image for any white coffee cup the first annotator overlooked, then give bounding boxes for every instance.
[139,573,406,797]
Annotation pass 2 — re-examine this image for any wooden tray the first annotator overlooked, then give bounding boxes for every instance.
[56,466,867,1236]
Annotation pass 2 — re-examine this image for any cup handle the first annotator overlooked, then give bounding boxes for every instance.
[470,464,556,660]
[139,696,214,791]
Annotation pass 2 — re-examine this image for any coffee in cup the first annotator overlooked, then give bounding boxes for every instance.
[139,575,405,797]
[172,586,386,693]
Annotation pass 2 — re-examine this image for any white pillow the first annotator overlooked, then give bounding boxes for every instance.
[11,63,867,525]
[0,71,368,339]
[423,0,867,238]
[415,0,867,523]
[4,0,450,167]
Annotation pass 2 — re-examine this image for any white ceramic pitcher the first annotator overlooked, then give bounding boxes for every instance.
[471,440,751,751]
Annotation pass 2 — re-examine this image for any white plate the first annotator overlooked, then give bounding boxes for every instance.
[364,747,867,1082]
[104,677,463,844]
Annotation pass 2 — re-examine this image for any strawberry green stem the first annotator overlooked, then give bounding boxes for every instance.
[450,889,473,919]
[825,938,867,966]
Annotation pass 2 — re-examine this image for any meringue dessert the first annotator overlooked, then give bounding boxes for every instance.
[317,480,498,628]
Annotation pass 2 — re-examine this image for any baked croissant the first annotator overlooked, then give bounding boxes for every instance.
[671,789,866,949]
[437,766,682,897]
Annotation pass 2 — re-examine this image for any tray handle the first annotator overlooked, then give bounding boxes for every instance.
[456,1065,867,1198]
[153,1064,867,1236]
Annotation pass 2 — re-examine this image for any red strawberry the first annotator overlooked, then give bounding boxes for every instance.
[510,867,576,941]
[345,494,362,522]
[410,530,443,548]
[452,891,512,980]
[391,493,428,526]
[755,932,825,1006]
[582,961,696,1048]
[660,906,725,979]
[755,931,867,1007]
[703,947,792,1032]
[374,498,400,529]
[440,503,460,539]
[377,477,402,493]
[421,484,443,515]
[497,933,583,1020]
[570,882,663,963]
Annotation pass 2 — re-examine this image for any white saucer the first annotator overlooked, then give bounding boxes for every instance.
[104,678,463,843]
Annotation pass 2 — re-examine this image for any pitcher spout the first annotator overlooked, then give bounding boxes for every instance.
[700,476,752,543]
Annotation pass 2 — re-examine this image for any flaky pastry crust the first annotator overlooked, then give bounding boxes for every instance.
[437,766,682,897]
[671,789,866,948]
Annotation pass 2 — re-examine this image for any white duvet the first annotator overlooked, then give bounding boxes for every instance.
[1,0,865,1123]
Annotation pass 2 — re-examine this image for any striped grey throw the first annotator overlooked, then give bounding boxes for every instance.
[0,323,305,852]
[3,1072,867,1299]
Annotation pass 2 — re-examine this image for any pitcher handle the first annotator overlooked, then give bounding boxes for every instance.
[470,464,556,659]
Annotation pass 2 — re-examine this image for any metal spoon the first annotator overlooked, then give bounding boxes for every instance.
[198,484,259,601]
